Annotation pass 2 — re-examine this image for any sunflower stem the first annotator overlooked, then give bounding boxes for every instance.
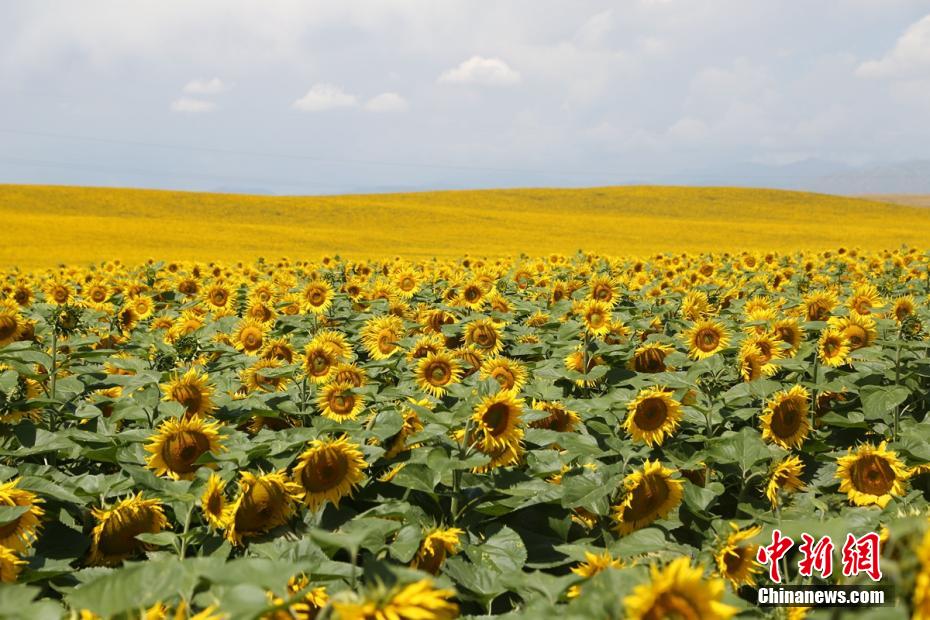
[49,326,58,430]
[178,503,194,558]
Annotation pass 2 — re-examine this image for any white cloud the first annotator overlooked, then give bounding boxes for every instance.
[365,92,408,112]
[857,14,930,77]
[666,117,708,142]
[183,77,228,94]
[438,56,520,85]
[170,97,215,113]
[292,83,358,111]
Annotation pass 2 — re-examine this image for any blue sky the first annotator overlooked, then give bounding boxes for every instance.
[1,1,929,194]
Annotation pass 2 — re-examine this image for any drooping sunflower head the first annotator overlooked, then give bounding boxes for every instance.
[766,455,806,507]
[311,329,351,360]
[416,351,462,398]
[893,295,916,323]
[293,435,367,511]
[200,473,228,530]
[803,290,838,321]
[317,381,365,421]
[612,460,684,535]
[624,387,683,447]
[0,546,25,584]
[161,367,216,417]
[683,320,730,360]
[568,550,624,598]
[88,494,168,565]
[818,327,850,367]
[225,470,301,546]
[629,342,674,374]
[759,385,810,449]
[0,299,25,347]
[412,527,464,574]
[836,441,909,508]
[478,356,527,393]
[406,333,445,362]
[301,280,333,315]
[361,315,406,360]
[624,557,736,620]
[0,478,44,552]
[828,312,877,351]
[261,336,296,364]
[847,283,884,315]
[464,318,503,355]
[529,400,580,433]
[232,318,267,355]
[384,401,427,458]
[715,523,763,588]
[771,318,804,354]
[144,416,225,480]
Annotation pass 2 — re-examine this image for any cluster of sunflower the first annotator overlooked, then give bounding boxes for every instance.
[1,248,930,618]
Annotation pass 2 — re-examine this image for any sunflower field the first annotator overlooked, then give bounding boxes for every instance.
[2,249,930,619]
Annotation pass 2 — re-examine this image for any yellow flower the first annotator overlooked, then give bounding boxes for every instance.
[624,557,736,620]
[528,400,580,433]
[766,455,806,507]
[567,550,623,598]
[317,382,365,421]
[332,579,458,620]
[478,356,527,392]
[623,387,683,447]
[361,315,406,360]
[412,527,464,574]
[612,460,684,535]
[715,523,763,588]
[629,342,674,373]
[579,299,612,336]
[0,478,44,552]
[161,367,216,417]
[683,320,730,359]
[818,327,850,367]
[200,473,228,530]
[231,318,267,354]
[301,280,333,314]
[0,546,25,583]
[416,352,462,398]
[836,441,908,507]
[292,436,367,511]
[88,494,168,565]
[0,299,25,346]
[464,318,503,355]
[223,471,301,546]
[828,312,877,350]
[144,416,225,480]
[759,385,810,449]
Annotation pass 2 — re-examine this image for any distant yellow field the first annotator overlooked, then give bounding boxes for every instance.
[2,184,929,268]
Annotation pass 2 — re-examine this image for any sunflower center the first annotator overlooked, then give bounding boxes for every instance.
[400,277,416,291]
[852,455,895,496]
[97,507,161,556]
[172,384,203,414]
[210,290,228,306]
[723,547,752,576]
[482,403,511,436]
[770,400,803,438]
[623,473,671,523]
[697,329,720,351]
[472,326,496,348]
[162,430,211,473]
[301,451,349,493]
[587,311,605,327]
[634,349,666,373]
[241,327,263,350]
[377,331,395,354]
[0,315,17,340]
[328,391,356,415]
[235,481,286,532]
[308,290,325,306]
[822,338,841,357]
[428,363,451,385]
[854,299,872,315]
[52,287,69,304]
[644,591,703,620]
[633,398,669,431]
[309,353,331,376]
[594,285,611,301]
[808,301,830,321]
[844,326,867,349]
[90,288,107,302]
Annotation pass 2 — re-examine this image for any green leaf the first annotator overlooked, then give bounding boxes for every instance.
[860,385,910,420]
[465,525,527,575]
[0,505,29,526]
[707,427,770,473]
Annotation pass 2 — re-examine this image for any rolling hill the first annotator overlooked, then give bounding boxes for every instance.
[2,184,929,268]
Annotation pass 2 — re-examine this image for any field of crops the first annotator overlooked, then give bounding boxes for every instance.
[5,184,930,268]
[2,248,930,619]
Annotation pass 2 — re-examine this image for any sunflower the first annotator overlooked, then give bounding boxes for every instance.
[803,290,837,321]
[847,283,883,315]
[384,401,427,458]
[567,551,624,598]
[836,441,908,507]
[265,574,329,620]
[331,362,367,388]
[680,291,711,321]
[759,385,810,449]
[818,327,850,367]
[393,269,421,298]
[261,336,296,364]
[828,312,877,350]
[464,318,503,355]
[88,494,168,565]
[460,280,486,310]
[145,416,225,480]
[311,329,351,359]
[412,527,463,574]
[737,343,768,382]
[629,342,674,373]
[332,579,458,620]
[579,300,612,336]
[200,473,228,530]
[203,283,236,315]
[232,318,267,355]
[564,349,606,387]
[293,436,367,511]
[316,382,365,421]
[415,352,462,398]
[303,342,337,384]
[682,320,729,360]
[893,295,916,323]
[471,391,524,451]
[241,358,290,393]
[766,455,806,507]
[361,315,405,360]
[612,460,684,535]
[406,333,445,362]
[0,478,44,552]
[224,470,301,546]
[301,280,333,315]
[43,279,72,305]
[528,400,580,433]
[161,368,216,417]
[624,557,736,620]
[0,546,25,584]
[478,356,527,392]
[715,523,763,588]
[624,387,683,447]
[587,274,619,306]
[0,299,25,346]
[771,318,804,354]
